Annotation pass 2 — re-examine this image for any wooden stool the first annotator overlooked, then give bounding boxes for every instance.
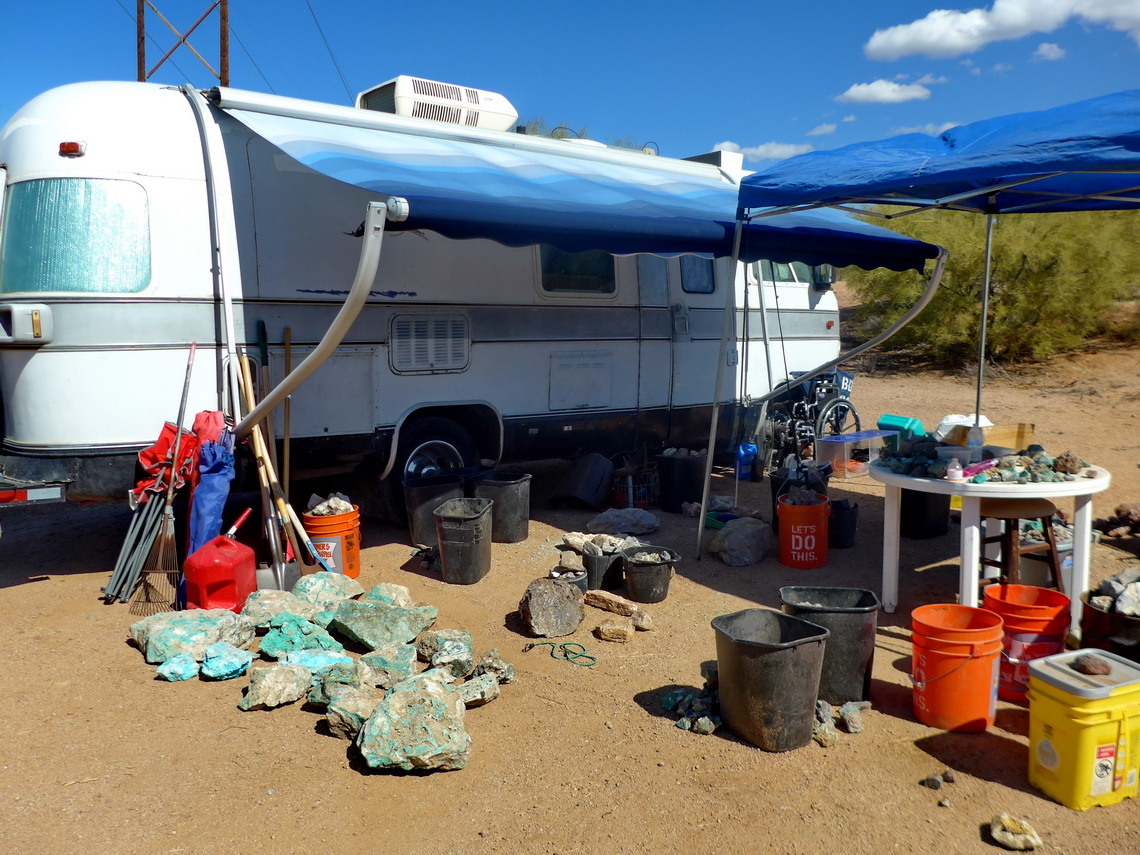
[979,497,1065,593]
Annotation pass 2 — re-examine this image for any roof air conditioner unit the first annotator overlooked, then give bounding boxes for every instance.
[355,75,519,132]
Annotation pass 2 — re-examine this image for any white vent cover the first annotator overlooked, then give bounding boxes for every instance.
[356,76,519,132]
[390,315,470,373]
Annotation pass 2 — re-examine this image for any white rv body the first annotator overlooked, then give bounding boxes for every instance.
[0,81,839,504]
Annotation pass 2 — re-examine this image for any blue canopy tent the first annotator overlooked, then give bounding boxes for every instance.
[738,88,1140,420]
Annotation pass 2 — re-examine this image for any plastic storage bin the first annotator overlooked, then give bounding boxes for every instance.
[1027,649,1140,810]
[877,414,926,444]
[814,429,897,478]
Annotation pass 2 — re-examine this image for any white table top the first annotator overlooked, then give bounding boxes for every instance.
[868,460,1112,498]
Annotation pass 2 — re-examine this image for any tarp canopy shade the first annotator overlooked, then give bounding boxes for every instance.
[738,88,1140,216]
[209,87,938,271]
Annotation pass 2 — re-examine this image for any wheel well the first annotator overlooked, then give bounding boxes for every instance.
[385,404,502,477]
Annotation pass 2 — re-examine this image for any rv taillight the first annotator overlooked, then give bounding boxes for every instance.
[59,141,86,157]
[827,320,835,329]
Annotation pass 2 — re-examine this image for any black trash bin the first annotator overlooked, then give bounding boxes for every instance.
[656,453,706,514]
[621,545,679,603]
[584,549,624,591]
[769,462,832,533]
[403,474,464,546]
[433,497,493,585]
[711,609,829,752]
[778,586,880,704]
[900,488,950,539]
[470,471,531,543]
[828,500,859,549]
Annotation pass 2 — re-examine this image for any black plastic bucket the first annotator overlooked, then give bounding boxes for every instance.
[828,500,859,549]
[470,471,531,543]
[769,463,831,533]
[656,454,706,514]
[712,609,829,752]
[779,586,879,704]
[433,498,493,585]
[900,488,950,539]
[584,550,624,591]
[1080,592,1140,663]
[621,545,679,603]
[403,474,464,547]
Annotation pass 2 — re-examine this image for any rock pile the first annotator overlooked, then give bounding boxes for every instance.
[129,572,513,773]
[1087,566,1140,617]
[661,662,721,735]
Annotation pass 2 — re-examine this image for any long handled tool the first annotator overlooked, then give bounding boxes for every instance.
[282,326,292,504]
[129,343,197,615]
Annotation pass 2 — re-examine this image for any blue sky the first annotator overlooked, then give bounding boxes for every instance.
[1,1,1137,163]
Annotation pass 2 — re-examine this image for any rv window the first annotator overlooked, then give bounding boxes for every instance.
[540,246,615,294]
[679,256,714,294]
[636,255,668,305]
[0,178,151,294]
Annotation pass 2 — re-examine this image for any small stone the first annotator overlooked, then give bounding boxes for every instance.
[938,798,951,808]
[812,718,838,748]
[941,768,957,784]
[457,672,500,707]
[990,813,1042,851]
[921,775,943,790]
[558,551,586,573]
[837,702,866,733]
[1070,653,1112,675]
[594,617,636,643]
[1115,581,1140,616]
[291,571,364,610]
[815,699,833,723]
[661,689,689,713]
[631,609,653,631]
[1090,595,1115,612]
[691,715,720,735]
[472,649,515,685]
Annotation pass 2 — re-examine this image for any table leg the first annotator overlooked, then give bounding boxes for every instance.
[882,483,902,613]
[959,497,983,608]
[1069,494,1094,640]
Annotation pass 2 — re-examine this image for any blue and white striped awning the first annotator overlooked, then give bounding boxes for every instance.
[210,87,939,272]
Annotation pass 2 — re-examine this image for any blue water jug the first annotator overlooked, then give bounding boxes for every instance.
[735,443,758,480]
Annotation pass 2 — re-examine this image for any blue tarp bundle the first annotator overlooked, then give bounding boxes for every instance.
[188,431,236,558]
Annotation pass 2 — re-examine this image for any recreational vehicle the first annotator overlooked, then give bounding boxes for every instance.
[0,78,932,515]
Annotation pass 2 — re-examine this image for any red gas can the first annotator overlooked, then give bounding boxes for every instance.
[183,509,257,612]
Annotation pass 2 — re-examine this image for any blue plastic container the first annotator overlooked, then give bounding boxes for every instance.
[735,443,758,480]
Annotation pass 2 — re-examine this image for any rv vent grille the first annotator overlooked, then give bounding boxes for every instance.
[466,111,480,127]
[465,88,480,104]
[411,101,464,124]
[390,315,470,374]
[411,78,464,102]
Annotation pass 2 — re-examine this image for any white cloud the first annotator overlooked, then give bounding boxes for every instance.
[1034,42,1066,60]
[843,115,857,122]
[835,79,932,104]
[714,140,814,163]
[993,62,1014,72]
[893,121,962,136]
[915,73,949,85]
[865,1,1140,60]
[806,123,838,136]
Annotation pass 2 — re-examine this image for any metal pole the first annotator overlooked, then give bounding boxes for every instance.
[975,212,995,425]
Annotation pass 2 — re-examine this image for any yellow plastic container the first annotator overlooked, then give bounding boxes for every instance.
[1026,649,1140,811]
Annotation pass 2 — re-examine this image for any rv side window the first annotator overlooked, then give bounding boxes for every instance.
[0,178,151,294]
[679,256,714,293]
[636,255,668,305]
[540,246,615,294]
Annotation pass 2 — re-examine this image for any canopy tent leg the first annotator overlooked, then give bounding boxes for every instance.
[975,212,996,426]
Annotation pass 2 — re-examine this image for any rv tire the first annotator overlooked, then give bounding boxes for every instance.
[381,416,480,523]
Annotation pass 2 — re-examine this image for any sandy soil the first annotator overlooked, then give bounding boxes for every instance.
[1,346,1138,855]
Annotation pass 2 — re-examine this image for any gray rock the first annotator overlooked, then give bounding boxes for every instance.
[1090,595,1115,613]
[838,702,866,733]
[1099,578,1126,599]
[1114,581,1140,616]
[990,814,1042,851]
[291,571,364,610]
[922,774,943,790]
[201,642,254,680]
[472,649,515,684]
[558,551,586,573]
[356,680,471,771]
[417,628,473,662]
[707,517,772,566]
[130,609,256,664]
[363,582,414,608]
[156,653,199,681]
[457,672,500,707]
[308,661,361,706]
[691,715,720,735]
[358,644,419,689]
[330,600,435,650]
[259,612,344,659]
[1109,566,1140,587]
[812,717,838,748]
[432,637,476,678]
[518,578,584,638]
[586,507,660,535]
[238,664,311,710]
[241,589,321,628]
[326,686,382,740]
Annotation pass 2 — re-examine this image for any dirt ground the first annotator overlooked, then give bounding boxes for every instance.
[2,346,1138,855]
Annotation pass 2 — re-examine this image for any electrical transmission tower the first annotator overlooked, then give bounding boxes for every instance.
[136,1,229,86]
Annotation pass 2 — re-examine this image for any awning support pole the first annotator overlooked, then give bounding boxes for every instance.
[975,212,996,425]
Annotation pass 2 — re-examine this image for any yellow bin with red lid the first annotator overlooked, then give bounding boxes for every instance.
[1026,648,1140,810]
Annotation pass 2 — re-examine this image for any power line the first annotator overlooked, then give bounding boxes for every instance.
[304,0,353,101]
[228,25,275,93]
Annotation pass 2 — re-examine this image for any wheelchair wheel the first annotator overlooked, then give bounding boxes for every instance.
[816,397,861,439]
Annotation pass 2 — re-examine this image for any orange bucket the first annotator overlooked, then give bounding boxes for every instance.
[302,505,361,578]
[911,604,1003,732]
[983,584,1070,702]
[776,494,830,569]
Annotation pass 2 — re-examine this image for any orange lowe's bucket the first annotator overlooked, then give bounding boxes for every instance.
[776,493,830,569]
[911,604,1004,732]
[983,584,1070,702]
[302,505,361,578]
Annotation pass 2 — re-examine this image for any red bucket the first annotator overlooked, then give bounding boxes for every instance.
[983,584,1070,702]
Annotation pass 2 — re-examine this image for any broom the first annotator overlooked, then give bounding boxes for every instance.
[130,342,197,615]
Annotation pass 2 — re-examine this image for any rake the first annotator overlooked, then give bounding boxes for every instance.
[129,343,197,615]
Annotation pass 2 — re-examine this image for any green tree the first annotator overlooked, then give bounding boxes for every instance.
[842,208,1140,364]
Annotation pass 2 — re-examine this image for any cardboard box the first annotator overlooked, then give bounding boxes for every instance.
[943,423,1035,449]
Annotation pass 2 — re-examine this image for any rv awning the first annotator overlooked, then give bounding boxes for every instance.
[209,87,939,271]
[738,88,1140,215]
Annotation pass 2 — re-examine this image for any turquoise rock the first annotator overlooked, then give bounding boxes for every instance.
[311,609,337,629]
[472,649,515,685]
[157,653,200,682]
[201,642,254,680]
[432,637,475,678]
[330,600,435,650]
[356,680,470,771]
[241,589,321,628]
[326,687,381,740]
[259,612,344,660]
[309,660,362,705]
[282,648,353,676]
[358,643,418,689]
[238,664,311,710]
[130,609,256,664]
[291,571,364,610]
[363,583,414,608]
